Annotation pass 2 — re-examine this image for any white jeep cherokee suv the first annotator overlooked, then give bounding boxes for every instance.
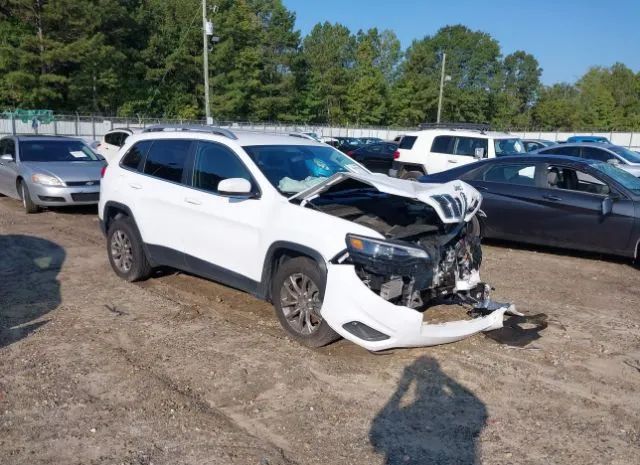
[390,124,526,180]
[99,125,515,351]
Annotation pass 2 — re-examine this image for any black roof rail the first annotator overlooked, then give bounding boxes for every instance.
[142,124,238,140]
[418,122,491,133]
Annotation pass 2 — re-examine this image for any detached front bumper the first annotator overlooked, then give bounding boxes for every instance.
[321,264,509,352]
[27,183,100,206]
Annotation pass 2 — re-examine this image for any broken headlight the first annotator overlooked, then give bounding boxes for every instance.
[346,234,432,277]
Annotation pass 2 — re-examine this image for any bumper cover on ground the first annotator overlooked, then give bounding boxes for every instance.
[321,264,509,352]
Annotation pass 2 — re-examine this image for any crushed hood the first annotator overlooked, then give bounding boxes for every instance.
[289,172,482,224]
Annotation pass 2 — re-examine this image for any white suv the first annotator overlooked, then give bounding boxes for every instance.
[97,128,142,163]
[390,124,526,180]
[99,125,515,351]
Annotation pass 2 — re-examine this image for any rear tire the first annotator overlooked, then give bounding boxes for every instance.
[19,181,40,214]
[272,257,339,348]
[402,170,424,182]
[107,216,152,282]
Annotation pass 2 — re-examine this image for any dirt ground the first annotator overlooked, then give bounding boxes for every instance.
[1,196,639,465]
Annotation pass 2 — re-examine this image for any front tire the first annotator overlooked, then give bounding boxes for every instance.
[19,181,40,214]
[272,257,339,348]
[107,217,152,282]
[468,215,483,239]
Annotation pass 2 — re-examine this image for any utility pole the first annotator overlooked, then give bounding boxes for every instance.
[202,0,211,124]
[437,52,446,124]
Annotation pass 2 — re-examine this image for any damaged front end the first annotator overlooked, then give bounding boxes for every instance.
[299,173,517,351]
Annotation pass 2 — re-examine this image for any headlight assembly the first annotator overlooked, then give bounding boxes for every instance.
[31,173,65,187]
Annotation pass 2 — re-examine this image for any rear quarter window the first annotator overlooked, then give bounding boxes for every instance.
[120,140,152,171]
[399,136,417,150]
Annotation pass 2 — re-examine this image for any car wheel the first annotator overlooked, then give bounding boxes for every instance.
[19,181,40,214]
[107,216,152,282]
[468,215,483,239]
[402,170,423,182]
[272,257,339,348]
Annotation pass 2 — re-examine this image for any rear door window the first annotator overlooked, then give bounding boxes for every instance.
[399,136,417,150]
[581,147,614,163]
[542,146,580,157]
[453,137,488,157]
[483,163,537,186]
[143,139,191,183]
[105,132,125,147]
[431,136,454,154]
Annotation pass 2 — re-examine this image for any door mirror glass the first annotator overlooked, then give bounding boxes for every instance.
[474,148,485,159]
[0,154,13,161]
[601,196,614,216]
[218,178,253,196]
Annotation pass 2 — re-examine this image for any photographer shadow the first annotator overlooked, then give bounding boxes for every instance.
[370,356,487,465]
[0,235,65,349]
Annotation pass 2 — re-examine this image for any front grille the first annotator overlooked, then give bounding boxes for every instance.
[71,192,99,202]
[66,180,100,187]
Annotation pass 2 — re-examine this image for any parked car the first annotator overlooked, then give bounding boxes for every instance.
[348,142,398,173]
[566,135,610,143]
[320,136,340,147]
[359,137,384,145]
[419,155,640,260]
[522,139,556,152]
[390,124,526,180]
[533,143,640,177]
[99,124,515,352]
[0,136,106,213]
[335,137,364,154]
[97,128,142,163]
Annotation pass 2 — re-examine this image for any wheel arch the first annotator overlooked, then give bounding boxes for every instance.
[258,241,327,302]
[103,201,136,233]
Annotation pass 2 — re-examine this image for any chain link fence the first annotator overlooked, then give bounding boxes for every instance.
[1,113,638,150]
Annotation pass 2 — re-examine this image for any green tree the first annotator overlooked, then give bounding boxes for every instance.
[390,25,501,126]
[345,28,400,125]
[300,22,354,124]
[532,83,580,130]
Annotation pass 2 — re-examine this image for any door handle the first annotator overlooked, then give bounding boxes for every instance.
[448,160,458,164]
[543,194,562,201]
[129,183,142,190]
[184,197,202,205]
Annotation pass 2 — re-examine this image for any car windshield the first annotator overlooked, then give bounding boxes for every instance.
[243,144,369,195]
[609,146,640,164]
[20,140,102,162]
[494,138,526,156]
[593,162,640,195]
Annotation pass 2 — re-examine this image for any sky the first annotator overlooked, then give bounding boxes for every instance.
[282,0,640,85]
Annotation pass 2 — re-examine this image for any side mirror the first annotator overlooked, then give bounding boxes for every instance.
[474,148,485,159]
[0,154,13,162]
[218,178,254,196]
[601,193,619,216]
[607,158,620,166]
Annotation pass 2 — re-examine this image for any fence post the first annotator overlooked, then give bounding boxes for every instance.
[10,113,16,135]
[91,116,96,140]
[53,119,57,135]
[75,113,79,136]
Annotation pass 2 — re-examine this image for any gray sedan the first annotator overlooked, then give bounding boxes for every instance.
[0,136,106,213]
[533,142,640,177]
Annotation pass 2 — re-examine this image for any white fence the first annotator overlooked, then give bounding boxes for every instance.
[1,115,638,150]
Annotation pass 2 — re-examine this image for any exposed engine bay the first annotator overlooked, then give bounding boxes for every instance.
[308,180,501,311]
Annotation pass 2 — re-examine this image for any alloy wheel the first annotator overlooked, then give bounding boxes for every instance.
[279,272,323,335]
[110,230,133,273]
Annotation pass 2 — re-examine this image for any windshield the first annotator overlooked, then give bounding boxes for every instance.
[610,146,640,164]
[594,162,640,195]
[494,138,526,156]
[20,140,102,162]
[243,144,369,195]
